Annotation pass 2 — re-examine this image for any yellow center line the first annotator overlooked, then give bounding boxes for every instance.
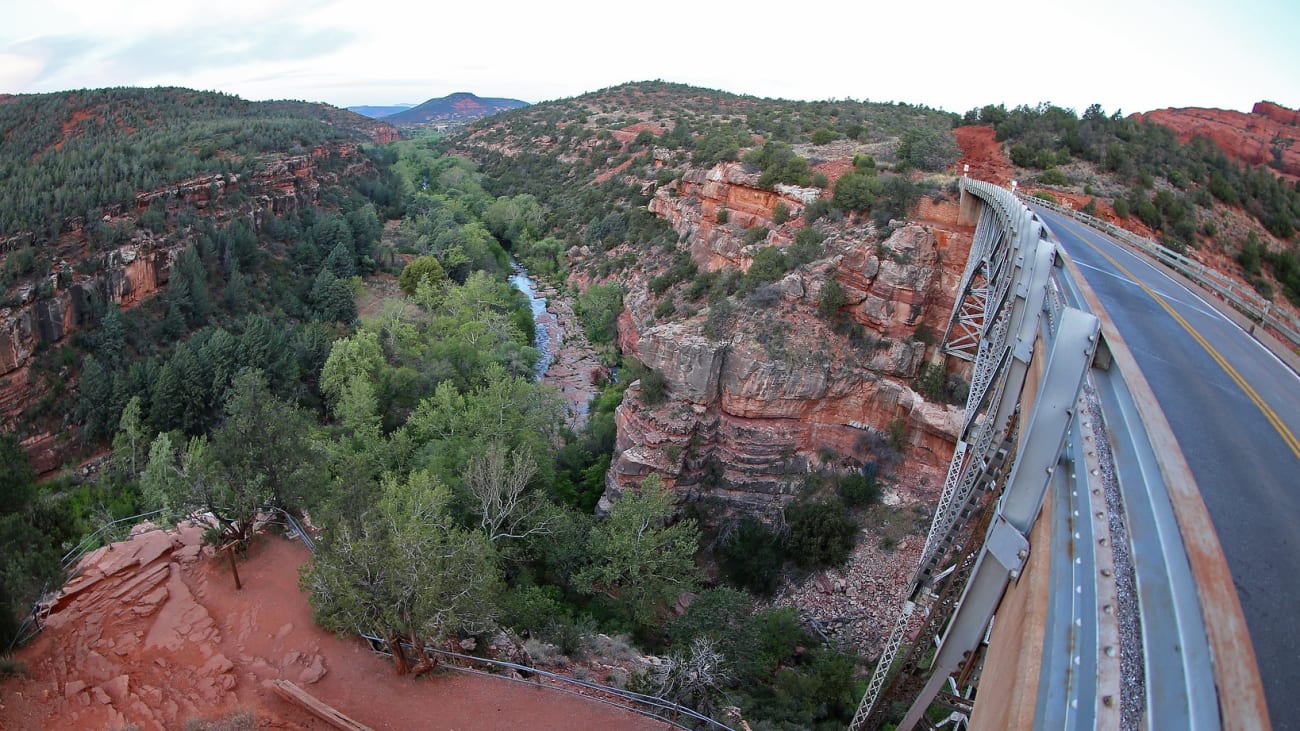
[1080,238,1300,460]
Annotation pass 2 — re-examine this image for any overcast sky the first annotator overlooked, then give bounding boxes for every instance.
[2,0,1297,116]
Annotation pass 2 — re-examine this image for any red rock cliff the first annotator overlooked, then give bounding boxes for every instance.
[598,217,969,517]
[1133,101,1300,179]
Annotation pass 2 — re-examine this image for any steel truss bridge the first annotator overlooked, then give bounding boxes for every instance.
[848,179,1273,730]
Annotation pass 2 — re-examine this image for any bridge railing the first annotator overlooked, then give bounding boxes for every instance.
[1021,192,1300,351]
[852,178,1268,730]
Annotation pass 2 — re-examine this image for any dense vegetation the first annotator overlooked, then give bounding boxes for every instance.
[0,88,385,244]
[973,102,1300,303]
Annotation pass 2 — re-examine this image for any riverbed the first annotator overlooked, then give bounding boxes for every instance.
[509,267,604,429]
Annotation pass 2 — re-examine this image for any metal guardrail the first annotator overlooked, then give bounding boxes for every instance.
[360,633,733,731]
[1020,192,1300,351]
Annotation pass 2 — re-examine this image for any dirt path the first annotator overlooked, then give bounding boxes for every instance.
[0,526,667,731]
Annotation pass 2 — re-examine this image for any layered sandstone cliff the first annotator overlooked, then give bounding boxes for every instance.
[599,165,970,516]
[1134,101,1300,179]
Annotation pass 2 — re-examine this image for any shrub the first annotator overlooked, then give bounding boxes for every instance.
[788,226,826,266]
[716,207,729,224]
[398,255,446,295]
[804,198,832,222]
[1113,198,1131,218]
[743,141,812,188]
[811,128,839,145]
[1039,168,1069,186]
[785,499,856,568]
[628,359,669,405]
[743,225,771,246]
[1080,198,1098,216]
[719,519,786,594]
[818,279,846,319]
[654,296,675,319]
[832,169,881,213]
[744,246,790,290]
[1033,191,1058,204]
[885,418,907,451]
[772,202,791,225]
[838,471,881,507]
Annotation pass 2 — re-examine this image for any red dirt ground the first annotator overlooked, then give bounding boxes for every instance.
[0,524,668,731]
[952,125,1013,186]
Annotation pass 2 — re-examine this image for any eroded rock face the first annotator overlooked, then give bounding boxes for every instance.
[600,222,968,517]
[649,162,815,271]
[27,523,238,730]
[1134,101,1300,179]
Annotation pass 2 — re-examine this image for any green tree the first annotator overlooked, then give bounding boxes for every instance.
[575,474,699,625]
[398,255,447,296]
[301,470,502,674]
[320,330,386,413]
[897,126,959,171]
[211,370,323,513]
[832,169,882,213]
[785,499,856,568]
[111,395,148,478]
[744,246,789,290]
[743,141,812,188]
[575,283,623,344]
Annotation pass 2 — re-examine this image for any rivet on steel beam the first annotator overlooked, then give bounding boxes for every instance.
[1091,469,1099,476]
[1009,569,1021,580]
[1100,568,1112,578]
[1103,695,1115,708]
[1103,604,1114,614]
[1104,646,1117,658]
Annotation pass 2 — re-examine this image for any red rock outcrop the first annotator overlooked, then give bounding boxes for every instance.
[599,223,967,516]
[1133,101,1300,179]
[649,162,819,270]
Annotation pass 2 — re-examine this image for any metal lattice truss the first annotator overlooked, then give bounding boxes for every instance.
[851,180,1101,730]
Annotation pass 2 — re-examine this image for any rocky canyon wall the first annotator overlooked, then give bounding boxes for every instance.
[600,164,971,517]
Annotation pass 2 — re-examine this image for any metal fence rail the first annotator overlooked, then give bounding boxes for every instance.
[1020,192,1300,350]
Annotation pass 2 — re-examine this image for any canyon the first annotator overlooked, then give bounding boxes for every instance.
[0,143,375,473]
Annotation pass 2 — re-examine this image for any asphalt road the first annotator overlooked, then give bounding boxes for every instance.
[1034,206,1300,729]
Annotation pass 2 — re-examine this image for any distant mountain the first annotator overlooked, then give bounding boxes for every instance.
[347,104,414,119]
[382,92,528,127]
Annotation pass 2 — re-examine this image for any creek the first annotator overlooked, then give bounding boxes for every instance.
[508,264,555,380]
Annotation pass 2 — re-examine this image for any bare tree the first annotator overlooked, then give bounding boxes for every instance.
[653,637,730,716]
[464,442,554,543]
